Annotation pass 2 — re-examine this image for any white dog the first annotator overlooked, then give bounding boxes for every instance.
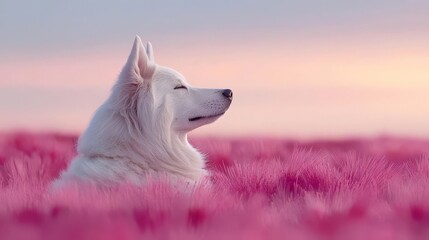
[54,36,232,186]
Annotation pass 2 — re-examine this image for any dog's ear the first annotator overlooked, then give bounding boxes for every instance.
[111,36,155,109]
[145,42,155,62]
[120,36,155,83]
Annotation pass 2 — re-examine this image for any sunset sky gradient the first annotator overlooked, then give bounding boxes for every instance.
[1,0,428,138]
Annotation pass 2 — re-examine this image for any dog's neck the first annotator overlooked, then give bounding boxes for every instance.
[77,106,207,182]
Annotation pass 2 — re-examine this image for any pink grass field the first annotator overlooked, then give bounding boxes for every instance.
[1,132,429,239]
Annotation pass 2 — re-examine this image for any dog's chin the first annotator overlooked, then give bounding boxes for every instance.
[188,112,225,123]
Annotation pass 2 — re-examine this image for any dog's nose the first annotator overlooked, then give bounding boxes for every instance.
[222,89,233,100]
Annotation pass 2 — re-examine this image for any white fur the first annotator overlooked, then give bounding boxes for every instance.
[54,36,232,186]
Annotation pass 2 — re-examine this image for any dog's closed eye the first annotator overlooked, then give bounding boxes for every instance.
[174,85,187,90]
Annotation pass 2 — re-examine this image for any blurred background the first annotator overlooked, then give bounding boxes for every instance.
[1,0,428,139]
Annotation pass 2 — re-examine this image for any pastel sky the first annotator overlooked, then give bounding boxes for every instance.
[1,0,429,138]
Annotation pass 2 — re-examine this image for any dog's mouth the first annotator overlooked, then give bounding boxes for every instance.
[189,112,225,122]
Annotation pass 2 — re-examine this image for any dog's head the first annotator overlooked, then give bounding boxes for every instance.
[112,36,232,134]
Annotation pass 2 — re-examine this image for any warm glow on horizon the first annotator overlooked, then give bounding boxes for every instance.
[1,39,429,138]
